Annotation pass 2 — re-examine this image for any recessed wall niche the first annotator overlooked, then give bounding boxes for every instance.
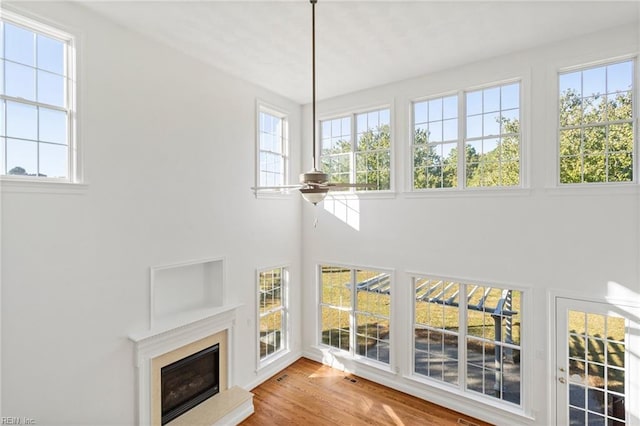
[150,258,225,328]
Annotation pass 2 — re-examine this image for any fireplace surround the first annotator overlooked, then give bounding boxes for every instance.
[130,304,253,425]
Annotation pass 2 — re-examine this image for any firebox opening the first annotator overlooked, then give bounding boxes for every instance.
[161,343,220,425]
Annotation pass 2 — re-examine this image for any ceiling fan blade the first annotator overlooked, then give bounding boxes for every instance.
[326,182,377,189]
[251,185,302,190]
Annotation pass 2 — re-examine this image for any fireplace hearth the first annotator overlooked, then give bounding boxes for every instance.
[161,344,220,425]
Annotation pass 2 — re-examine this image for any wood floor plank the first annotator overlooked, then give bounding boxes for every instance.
[241,358,493,426]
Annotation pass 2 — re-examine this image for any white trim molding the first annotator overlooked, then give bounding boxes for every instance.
[129,303,243,426]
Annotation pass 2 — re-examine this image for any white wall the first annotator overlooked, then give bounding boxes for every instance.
[2,2,639,425]
[1,2,302,424]
[301,23,639,425]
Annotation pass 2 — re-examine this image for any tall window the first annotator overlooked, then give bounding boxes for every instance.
[413,95,458,188]
[320,265,391,365]
[258,267,287,363]
[257,105,288,189]
[559,60,635,184]
[1,12,75,180]
[320,107,391,191]
[411,81,521,190]
[413,276,522,407]
[465,83,520,187]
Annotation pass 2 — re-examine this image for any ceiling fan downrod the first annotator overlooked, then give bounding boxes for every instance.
[299,0,329,205]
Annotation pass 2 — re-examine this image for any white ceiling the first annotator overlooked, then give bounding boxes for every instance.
[81,1,639,104]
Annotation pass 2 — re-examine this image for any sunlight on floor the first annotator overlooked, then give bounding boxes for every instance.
[308,355,345,378]
[357,394,374,413]
[382,404,405,425]
[323,193,360,230]
[308,367,343,378]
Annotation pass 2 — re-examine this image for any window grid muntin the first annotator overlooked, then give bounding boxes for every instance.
[414,278,460,384]
[558,59,635,184]
[412,276,523,407]
[412,94,459,189]
[1,15,73,180]
[411,81,521,191]
[464,82,521,188]
[319,265,391,365]
[320,107,391,191]
[567,310,627,425]
[354,269,391,364]
[319,265,353,352]
[320,115,351,185]
[258,108,288,188]
[258,267,287,361]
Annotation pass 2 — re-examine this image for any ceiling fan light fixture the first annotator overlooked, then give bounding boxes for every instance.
[300,187,329,205]
[299,169,328,185]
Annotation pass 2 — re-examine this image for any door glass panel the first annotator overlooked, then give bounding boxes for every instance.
[567,309,627,425]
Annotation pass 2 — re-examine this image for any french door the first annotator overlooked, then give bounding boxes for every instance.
[556,297,639,425]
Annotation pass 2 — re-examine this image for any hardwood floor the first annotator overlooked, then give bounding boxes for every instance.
[241,358,492,426]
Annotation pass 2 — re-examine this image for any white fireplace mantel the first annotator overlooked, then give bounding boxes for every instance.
[129,303,244,425]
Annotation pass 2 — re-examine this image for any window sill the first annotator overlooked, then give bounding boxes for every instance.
[543,183,638,197]
[314,344,394,375]
[404,372,535,422]
[1,178,88,194]
[403,187,532,198]
[256,348,290,373]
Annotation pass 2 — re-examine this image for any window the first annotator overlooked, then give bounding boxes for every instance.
[412,81,521,190]
[559,60,635,184]
[258,267,287,363]
[465,83,521,187]
[257,104,288,189]
[319,264,391,365]
[413,95,458,188]
[1,12,76,180]
[320,107,391,191]
[414,276,522,407]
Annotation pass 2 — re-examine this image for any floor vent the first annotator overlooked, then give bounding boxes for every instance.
[276,374,288,382]
[457,419,479,426]
[343,376,357,383]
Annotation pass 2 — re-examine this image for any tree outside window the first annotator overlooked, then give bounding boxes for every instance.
[559,60,634,184]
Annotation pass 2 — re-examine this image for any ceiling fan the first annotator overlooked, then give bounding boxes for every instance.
[252,0,373,205]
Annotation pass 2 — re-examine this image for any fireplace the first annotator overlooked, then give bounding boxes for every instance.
[161,344,220,425]
[130,304,253,425]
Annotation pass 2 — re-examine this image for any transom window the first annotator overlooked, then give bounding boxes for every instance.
[258,266,287,363]
[319,265,391,365]
[559,60,635,184]
[1,12,75,180]
[412,81,521,190]
[320,107,391,191]
[257,104,288,189]
[413,276,522,407]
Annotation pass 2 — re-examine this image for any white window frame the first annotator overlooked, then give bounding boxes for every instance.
[410,79,523,192]
[410,273,529,415]
[0,9,79,184]
[255,100,289,195]
[556,57,637,186]
[319,105,394,193]
[411,92,459,190]
[317,263,393,371]
[256,265,289,369]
